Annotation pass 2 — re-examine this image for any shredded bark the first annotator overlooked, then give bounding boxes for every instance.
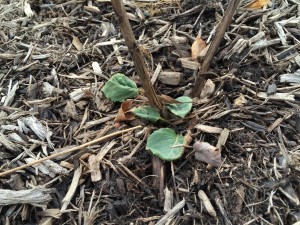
[0,0,299,224]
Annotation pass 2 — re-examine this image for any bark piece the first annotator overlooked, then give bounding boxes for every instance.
[198,190,217,217]
[0,187,53,207]
[61,165,82,211]
[195,124,223,134]
[155,198,185,225]
[158,71,182,85]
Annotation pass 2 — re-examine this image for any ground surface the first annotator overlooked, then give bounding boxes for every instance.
[0,0,300,224]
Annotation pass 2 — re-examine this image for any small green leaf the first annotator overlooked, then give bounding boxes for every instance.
[101,73,138,102]
[146,128,185,161]
[132,106,161,122]
[165,96,192,118]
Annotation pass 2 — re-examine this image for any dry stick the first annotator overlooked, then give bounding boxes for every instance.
[111,0,163,111]
[0,125,142,177]
[191,0,241,97]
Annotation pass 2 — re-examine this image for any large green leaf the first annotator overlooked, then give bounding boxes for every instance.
[146,128,185,161]
[132,106,161,122]
[165,96,192,118]
[101,73,138,102]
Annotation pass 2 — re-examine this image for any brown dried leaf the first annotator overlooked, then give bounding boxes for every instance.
[245,0,270,9]
[194,141,221,167]
[191,36,207,59]
[198,43,210,59]
[114,100,135,122]
[158,94,181,104]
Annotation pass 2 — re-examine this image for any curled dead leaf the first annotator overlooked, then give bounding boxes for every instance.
[114,100,135,122]
[158,94,181,104]
[191,36,207,60]
[198,43,210,60]
[193,141,221,167]
[245,0,270,9]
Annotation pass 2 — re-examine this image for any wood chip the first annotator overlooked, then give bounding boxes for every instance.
[61,165,82,212]
[155,198,185,225]
[0,187,53,207]
[195,124,223,134]
[158,71,182,85]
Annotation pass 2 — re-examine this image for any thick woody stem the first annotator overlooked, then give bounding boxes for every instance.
[191,0,241,97]
[111,0,163,110]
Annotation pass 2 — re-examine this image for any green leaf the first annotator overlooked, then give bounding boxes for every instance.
[165,96,192,118]
[101,73,138,102]
[146,128,185,161]
[132,106,161,122]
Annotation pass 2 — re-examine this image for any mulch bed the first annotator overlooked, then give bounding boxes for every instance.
[0,0,299,224]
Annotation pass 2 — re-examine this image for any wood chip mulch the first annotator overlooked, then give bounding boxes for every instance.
[0,0,299,224]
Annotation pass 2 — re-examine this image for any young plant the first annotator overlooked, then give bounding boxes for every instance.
[101,73,192,161]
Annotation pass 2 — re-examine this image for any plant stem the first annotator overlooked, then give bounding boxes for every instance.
[191,0,241,97]
[111,0,163,111]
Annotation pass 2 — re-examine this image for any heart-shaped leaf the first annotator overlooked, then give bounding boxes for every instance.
[165,96,192,118]
[131,105,161,122]
[101,73,138,102]
[146,128,185,161]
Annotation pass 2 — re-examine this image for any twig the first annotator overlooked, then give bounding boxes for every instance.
[61,164,82,212]
[215,195,233,225]
[0,125,142,177]
[118,161,147,186]
[155,198,186,225]
[111,0,163,111]
[191,0,241,97]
